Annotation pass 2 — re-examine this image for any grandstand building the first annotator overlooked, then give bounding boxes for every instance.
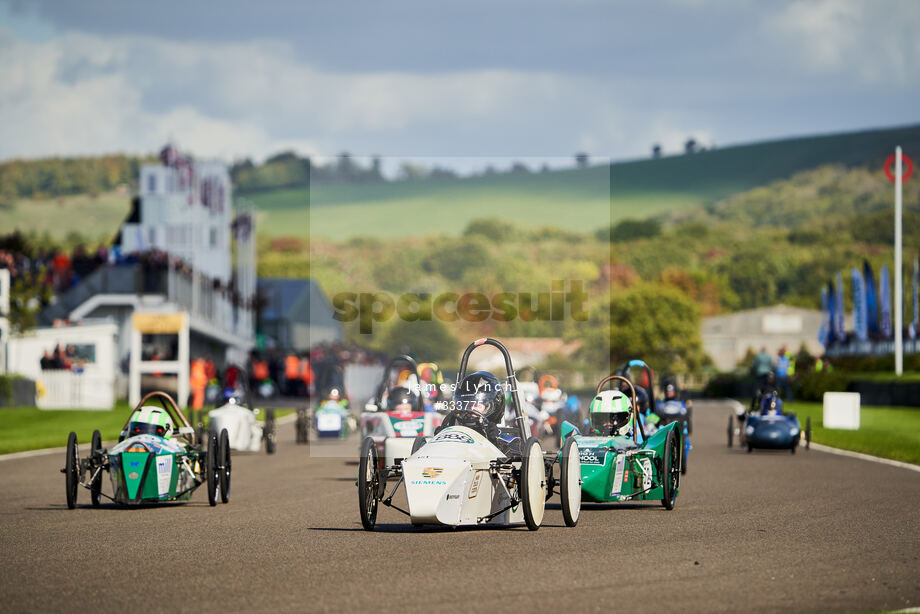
[7,145,257,408]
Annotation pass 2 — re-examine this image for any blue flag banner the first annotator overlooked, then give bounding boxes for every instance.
[835,271,845,342]
[851,267,867,341]
[864,260,879,336]
[819,286,830,345]
[880,265,892,338]
[827,280,837,346]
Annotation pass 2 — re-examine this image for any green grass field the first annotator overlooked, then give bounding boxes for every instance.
[0,405,293,455]
[0,191,129,241]
[784,402,920,465]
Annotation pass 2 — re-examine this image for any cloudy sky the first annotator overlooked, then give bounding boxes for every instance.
[1,0,918,169]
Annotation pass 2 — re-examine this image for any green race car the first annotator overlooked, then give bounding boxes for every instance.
[62,391,230,508]
[558,375,682,509]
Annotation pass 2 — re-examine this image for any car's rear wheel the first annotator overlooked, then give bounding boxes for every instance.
[219,428,231,503]
[295,408,309,444]
[520,437,546,531]
[560,437,581,527]
[90,429,102,506]
[661,430,679,510]
[206,433,218,507]
[358,437,380,531]
[410,434,428,455]
[65,431,79,509]
[265,408,276,454]
[727,415,733,448]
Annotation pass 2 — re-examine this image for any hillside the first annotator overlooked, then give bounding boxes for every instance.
[2,122,918,240]
[250,122,920,238]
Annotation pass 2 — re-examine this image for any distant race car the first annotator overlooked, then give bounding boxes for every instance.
[728,390,811,454]
[616,359,691,474]
[314,387,355,438]
[559,374,682,509]
[62,391,230,508]
[361,355,444,467]
[207,364,276,454]
[357,338,581,531]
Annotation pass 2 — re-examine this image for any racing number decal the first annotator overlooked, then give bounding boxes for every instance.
[155,455,172,498]
[610,455,626,498]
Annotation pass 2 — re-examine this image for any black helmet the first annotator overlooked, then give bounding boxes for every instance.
[633,387,649,412]
[454,371,505,423]
[386,386,417,412]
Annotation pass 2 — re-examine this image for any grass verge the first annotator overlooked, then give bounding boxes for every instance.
[0,404,294,455]
[785,402,920,465]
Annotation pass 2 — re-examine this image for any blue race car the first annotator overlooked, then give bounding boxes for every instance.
[729,390,811,454]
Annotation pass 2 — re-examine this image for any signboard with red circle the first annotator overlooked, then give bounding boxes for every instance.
[884,153,914,182]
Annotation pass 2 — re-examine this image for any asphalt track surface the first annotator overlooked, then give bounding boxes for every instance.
[1,401,918,613]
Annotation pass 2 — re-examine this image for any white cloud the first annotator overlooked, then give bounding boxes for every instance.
[0,28,630,162]
[766,0,920,85]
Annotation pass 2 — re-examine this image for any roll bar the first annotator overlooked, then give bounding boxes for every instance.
[594,374,641,445]
[126,391,197,446]
[457,338,528,442]
[618,359,656,414]
[375,355,424,413]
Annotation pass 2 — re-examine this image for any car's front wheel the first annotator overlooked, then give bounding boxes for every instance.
[358,437,380,531]
[219,428,231,503]
[520,437,546,531]
[206,434,218,507]
[661,430,679,510]
[560,437,581,527]
[64,431,79,509]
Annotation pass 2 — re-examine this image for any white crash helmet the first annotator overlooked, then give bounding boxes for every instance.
[125,406,174,439]
[589,390,633,437]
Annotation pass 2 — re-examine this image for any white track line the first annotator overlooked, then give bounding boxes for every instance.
[810,442,920,473]
[0,412,299,462]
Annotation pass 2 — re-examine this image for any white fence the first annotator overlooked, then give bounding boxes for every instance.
[37,370,114,410]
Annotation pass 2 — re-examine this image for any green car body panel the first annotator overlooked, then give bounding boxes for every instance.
[559,420,681,503]
[108,436,197,504]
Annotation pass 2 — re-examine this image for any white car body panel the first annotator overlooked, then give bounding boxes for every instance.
[208,403,263,452]
[401,426,525,526]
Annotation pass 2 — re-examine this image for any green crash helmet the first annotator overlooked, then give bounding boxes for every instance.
[125,406,174,439]
[589,389,633,437]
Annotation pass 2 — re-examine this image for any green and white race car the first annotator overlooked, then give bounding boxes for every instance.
[557,375,682,509]
[62,391,230,508]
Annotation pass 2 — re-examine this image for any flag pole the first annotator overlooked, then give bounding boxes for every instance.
[894,146,903,376]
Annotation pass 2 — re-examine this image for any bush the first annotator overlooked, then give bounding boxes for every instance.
[703,372,756,398]
[795,370,853,402]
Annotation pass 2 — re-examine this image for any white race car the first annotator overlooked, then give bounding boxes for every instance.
[361,355,444,467]
[207,372,276,454]
[357,338,581,531]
